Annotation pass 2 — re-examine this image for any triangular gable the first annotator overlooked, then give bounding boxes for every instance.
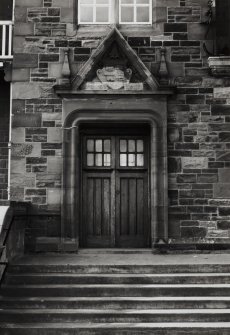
[71,27,160,91]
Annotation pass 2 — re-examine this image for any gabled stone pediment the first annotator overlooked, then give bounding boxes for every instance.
[71,27,160,92]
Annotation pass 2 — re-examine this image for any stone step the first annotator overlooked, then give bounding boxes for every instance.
[1,309,230,323]
[2,284,230,297]
[1,296,230,309]
[8,264,230,274]
[1,322,230,335]
[5,273,230,285]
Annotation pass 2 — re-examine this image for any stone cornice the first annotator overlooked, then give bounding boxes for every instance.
[208,56,230,77]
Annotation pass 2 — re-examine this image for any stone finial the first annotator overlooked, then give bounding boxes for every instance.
[57,48,73,86]
[61,48,71,80]
[157,48,169,86]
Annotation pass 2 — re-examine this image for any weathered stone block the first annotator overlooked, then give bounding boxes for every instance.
[217,221,230,230]
[168,7,192,15]
[10,188,24,201]
[12,143,41,157]
[47,128,62,143]
[186,94,205,104]
[47,157,62,174]
[127,37,150,47]
[211,105,230,115]
[26,157,47,164]
[11,158,25,174]
[171,55,190,62]
[156,0,179,6]
[52,0,74,7]
[12,100,25,114]
[47,188,61,205]
[197,174,218,183]
[12,69,30,82]
[168,157,181,173]
[14,7,27,22]
[11,173,35,188]
[12,114,41,128]
[40,54,59,62]
[12,83,42,99]
[13,36,25,53]
[180,189,205,198]
[219,132,230,142]
[214,183,230,198]
[14,23,34,36]
[182,157,208,169]
[25,189,46,196]
[124,83,143,91]
[16,0,43,6]
[219,207,230,216]
[177,174,196,183]
[42,112,62,121]
[61,8,74,23]
[216,151,230,161]
[219,169,230,183]
[175,76,202,87]
[214,87,230,99]
[164,23,187,32]
[11,128,25,143]
[181,226,207,239]
[187,23,206,40]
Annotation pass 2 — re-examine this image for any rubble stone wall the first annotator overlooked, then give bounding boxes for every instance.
[0,72,10,201]
[11,0,230,247]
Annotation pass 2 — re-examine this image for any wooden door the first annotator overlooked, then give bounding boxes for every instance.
[81,132,150,248]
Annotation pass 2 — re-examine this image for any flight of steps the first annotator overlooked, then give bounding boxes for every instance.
[1,261,230,334]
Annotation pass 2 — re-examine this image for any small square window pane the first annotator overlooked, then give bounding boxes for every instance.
[80,6,93,22]
[96,6,109,22]
[95,139,103,152]
[137,140,144,152]
[120,140,127,152]
[87,153,94,166]
[104,139,111,152]
[137,154,144,166]
[87,139,94,152]
[136,0,149,3]
[120,154,127,166]
[120,6,134,22]
[80,0,93,4]
[128,140,135,152]
[136,6,149,22]
[95,153,103,166]
[96,0,109,3]
[121,0,134,3]
[128,154,135,166]
[104,154,111,166]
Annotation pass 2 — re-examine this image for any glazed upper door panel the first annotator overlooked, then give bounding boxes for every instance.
[81,133,150,248]
[115,136,149,247]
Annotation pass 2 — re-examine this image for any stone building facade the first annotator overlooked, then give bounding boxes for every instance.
[1,0,230,251]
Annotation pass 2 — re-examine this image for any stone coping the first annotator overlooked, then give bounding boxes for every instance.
[12,251,230,266]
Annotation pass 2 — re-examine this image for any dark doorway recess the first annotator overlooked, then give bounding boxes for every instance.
[80,125,150,248]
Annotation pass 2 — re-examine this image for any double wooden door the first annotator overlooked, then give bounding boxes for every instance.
[81,131,150,248]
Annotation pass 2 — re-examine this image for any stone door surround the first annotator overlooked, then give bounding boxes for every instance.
[61,94,169,251]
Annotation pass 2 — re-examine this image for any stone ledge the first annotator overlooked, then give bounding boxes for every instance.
[208,56,230,77]
[154,243,230,254]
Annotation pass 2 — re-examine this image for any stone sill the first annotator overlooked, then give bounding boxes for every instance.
[76,24,160,38]
[208,56,230,77]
